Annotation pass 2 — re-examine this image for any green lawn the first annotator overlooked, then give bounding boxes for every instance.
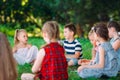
[8,36,120,80]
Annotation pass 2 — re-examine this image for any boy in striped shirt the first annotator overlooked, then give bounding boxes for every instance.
[63,23,82,66]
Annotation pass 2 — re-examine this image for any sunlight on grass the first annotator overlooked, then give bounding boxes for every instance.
[7,37,120,80]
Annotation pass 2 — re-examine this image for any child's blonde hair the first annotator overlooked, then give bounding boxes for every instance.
[14,29,27,45]
[42,21,60,40]
[0,32,17,80]
[88,27,94,37]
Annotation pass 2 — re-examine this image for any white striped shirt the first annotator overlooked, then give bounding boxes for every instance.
[63,39,82,58]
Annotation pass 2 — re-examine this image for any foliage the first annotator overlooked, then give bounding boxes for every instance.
[1,0,120,38]
[0,23,66,38]
[8,36,45,48]
[0,0,120,30]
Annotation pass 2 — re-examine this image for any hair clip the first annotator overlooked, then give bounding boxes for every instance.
[91,27,95,30]
[118,32,120,35]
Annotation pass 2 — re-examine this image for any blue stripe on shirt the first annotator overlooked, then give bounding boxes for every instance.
[63,39,82,58]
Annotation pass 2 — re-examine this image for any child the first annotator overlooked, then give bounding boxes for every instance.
[32,21,68,80]
[78,27,98,65]
[0,32,17,80]
[13,29,38,65]
[63,23,82,66]
[107,21,120,71]
[77,23,119,78]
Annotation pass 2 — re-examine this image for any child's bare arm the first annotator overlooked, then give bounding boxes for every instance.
[32,48,45,73]
[112,39,120,51]
[91,47,96,60]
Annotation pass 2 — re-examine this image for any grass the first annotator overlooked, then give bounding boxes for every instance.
[8,36,120,80]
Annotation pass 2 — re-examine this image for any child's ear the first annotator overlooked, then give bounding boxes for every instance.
[111,27,115,32]
[71,31,74,36]
[42,32,47,37]
[96,34,100,38]
[17,36,20,41]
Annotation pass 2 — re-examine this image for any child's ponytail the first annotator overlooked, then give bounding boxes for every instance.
[14,29,19,45]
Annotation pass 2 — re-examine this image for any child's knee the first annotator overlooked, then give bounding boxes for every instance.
[68,60,74,66]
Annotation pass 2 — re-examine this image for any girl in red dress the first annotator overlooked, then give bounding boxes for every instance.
[32,21,68,80]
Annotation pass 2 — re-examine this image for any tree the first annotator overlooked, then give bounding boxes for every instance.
[0,0,120,31]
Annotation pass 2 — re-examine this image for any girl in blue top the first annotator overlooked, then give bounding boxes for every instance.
[77,23,119,78]
[107,21,120,71]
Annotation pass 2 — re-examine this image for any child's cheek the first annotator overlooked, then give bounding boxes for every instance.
[93,41,96,47]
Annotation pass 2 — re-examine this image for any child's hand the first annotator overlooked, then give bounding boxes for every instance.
[77,66,85,72]
[78,59,83,65]
[78,59,90,65]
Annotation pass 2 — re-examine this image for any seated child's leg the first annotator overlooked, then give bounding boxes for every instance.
[68,58,78,66]
[26,46,38,63]
[78,68,102,78]
[13,54,26,65]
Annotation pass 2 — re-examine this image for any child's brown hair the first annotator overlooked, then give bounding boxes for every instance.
[14,29,27,45]
[107,21,120,32]
[0,32,17,80]
[42,21,60,40]
[64,23,76,36]
[94,23,109,41]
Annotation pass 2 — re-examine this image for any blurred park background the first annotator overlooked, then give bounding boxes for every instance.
[1,0,120,80]
[0,0,120,38]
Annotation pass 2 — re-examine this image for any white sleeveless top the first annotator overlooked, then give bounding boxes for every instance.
[13,46,38,65]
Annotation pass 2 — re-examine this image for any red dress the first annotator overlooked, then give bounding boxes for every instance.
[39,42,68,80]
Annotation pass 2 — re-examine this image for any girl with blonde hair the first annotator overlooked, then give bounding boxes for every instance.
[13,29,38,65]
[32,21,68,80]
[78,27,99,65]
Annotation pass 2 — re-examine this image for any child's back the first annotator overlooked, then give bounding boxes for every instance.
[32,21,68,80]
[40,42,68,79]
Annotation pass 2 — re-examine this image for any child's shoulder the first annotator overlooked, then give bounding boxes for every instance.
[15,44,32,49]
[74,38,79,42]
[13,44,20,50]
[74,39,81,44]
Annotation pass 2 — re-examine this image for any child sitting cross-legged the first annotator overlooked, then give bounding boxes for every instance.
[78,27,99,66]
[32,21,68,80]
[13,29,38,65]
[63,23,82,66]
